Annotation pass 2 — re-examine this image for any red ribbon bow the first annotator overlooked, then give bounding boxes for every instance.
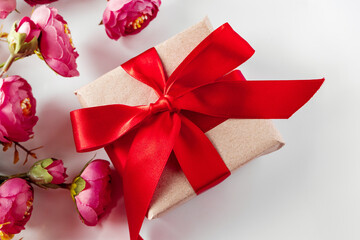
[70,23,324,240]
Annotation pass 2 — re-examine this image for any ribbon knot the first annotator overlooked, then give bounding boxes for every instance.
[149,95,177,114]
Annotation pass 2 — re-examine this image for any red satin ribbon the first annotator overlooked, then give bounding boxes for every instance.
[70,23,324,240]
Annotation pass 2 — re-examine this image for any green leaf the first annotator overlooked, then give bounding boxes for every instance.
[41,158,54,168]
[28,159,54,184]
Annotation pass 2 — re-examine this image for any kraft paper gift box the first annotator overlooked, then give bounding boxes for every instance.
[74,17,284,219]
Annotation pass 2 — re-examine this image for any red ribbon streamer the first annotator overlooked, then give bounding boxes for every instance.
[70,23,324,240]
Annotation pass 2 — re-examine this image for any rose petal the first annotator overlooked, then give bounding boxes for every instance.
[75,198,98,226]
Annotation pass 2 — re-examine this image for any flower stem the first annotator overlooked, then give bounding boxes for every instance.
[0,54,16,78]
[0,56,22,69]
[0,175,9,181]
[33,183,71,190]
[58,183,72,189]
[0,173,28,184]
[2,138,42,165]
[9,172,28,179]
[0,173,70,189]
[12,140,37,158]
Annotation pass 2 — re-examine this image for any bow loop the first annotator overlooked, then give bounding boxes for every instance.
[165,23,255,97]
[70,104,149,152]
[122,48,167,96]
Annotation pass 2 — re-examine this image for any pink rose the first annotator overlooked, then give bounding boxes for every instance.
[31,6,79,77]
[0,76,38,142]
[28,158,68,185]
[0,178,34,237]
[16,17,41,43]
[70,160,112,226]
[24,0,58,7]
[103,0,161,40]
[0,0,16,19]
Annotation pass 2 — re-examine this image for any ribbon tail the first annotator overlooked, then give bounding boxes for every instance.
[181,111,227,133]
[122,112,181,240]
[173,115,230,194]
[174,78,324,119]
[166,23,254,97]
[105,129,138,175]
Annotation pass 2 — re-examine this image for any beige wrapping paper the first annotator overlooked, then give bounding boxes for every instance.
[75,17,284,220]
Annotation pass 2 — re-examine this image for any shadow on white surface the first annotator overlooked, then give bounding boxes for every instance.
[34,99,77,159]
[26,188,82,240]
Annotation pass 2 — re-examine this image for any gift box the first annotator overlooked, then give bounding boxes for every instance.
[71,16,323,240]
[74,17,284,219]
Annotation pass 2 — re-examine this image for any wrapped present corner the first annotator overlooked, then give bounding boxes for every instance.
[70,17,323,240]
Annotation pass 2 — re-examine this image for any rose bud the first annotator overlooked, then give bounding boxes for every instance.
[0,0,16,19]
[28,158,68,185]
[31,6,79,77]
[16,17,41,43]
[0,76,38,143]
[103,0,161,40]
[0,178,34,238]
[70,160,112,226]
[7,17,41,58]
[24,0,58,7]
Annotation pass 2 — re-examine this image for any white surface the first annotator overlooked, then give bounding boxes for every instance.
[0,0,359,239]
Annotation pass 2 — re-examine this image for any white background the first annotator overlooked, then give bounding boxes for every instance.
[1,0,359,239]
